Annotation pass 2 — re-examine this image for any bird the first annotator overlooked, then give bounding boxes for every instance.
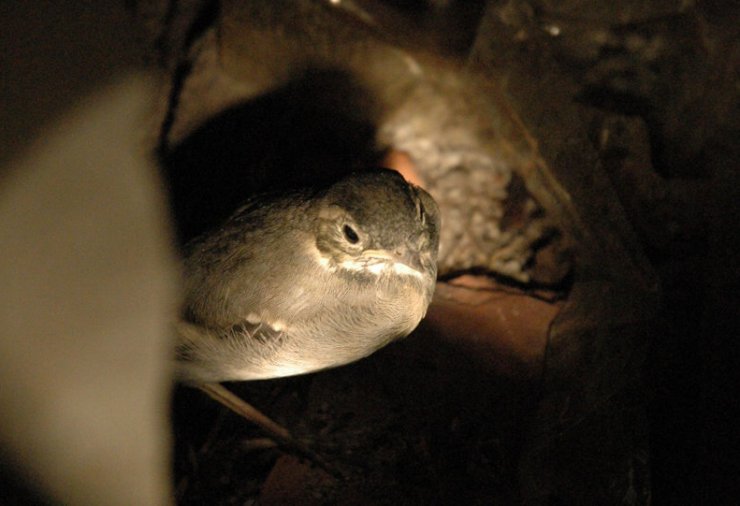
[171,168,440,463]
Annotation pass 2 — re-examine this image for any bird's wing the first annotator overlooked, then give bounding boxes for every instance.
[174,317,290,383]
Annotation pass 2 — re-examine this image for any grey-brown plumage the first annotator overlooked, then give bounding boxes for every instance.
[175,169,439,384]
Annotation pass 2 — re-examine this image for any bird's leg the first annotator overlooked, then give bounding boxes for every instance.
[197,382,344,479]
[198,382,292,441]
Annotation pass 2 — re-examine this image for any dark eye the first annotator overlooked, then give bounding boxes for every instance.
[343,224,360,244]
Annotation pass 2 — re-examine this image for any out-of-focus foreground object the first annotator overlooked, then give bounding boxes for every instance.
[0,2,178,504]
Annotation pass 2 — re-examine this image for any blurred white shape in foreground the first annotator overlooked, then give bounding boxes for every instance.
[0,75,178,505]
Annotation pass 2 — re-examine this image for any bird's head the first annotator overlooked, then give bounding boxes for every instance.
[314,169,440,283]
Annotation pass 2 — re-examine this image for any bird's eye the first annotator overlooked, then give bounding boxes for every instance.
[343,224,360,244]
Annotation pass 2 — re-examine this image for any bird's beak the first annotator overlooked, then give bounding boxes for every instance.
[397,248,426,274]
[362,248,427,278]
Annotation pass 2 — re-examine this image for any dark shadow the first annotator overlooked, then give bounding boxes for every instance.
[161,69,382,246]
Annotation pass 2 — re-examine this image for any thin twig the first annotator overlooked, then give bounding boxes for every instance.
[197,382,346,479]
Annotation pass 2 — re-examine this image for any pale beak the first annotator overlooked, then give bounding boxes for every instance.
[397,247,425,274]
[362,248,426,277]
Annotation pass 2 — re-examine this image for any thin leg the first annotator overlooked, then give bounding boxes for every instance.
[198,382,292,441]
[197,382,344,479]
